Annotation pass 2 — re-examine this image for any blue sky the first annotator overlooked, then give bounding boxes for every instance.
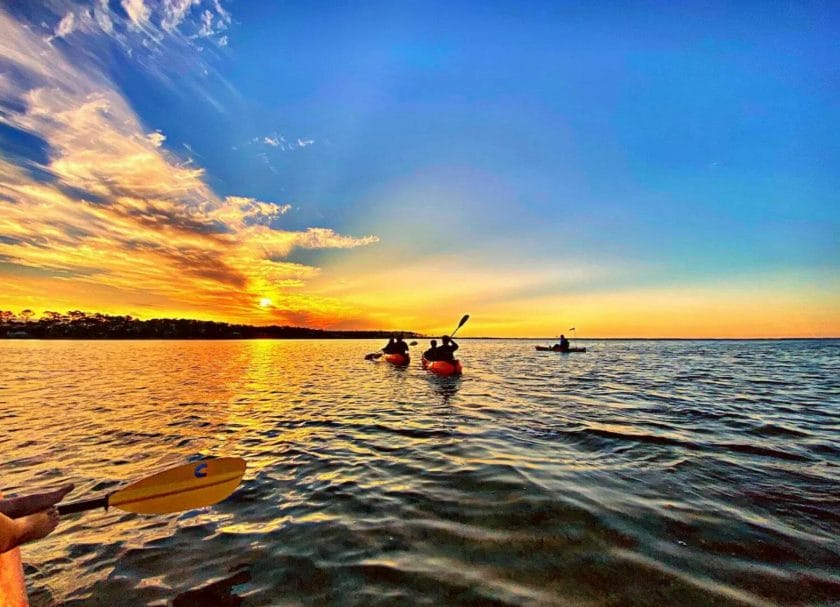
[133,1,838,264]
[0,1,838,335]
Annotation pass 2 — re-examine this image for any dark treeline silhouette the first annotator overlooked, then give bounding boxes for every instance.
[0,310,421,340]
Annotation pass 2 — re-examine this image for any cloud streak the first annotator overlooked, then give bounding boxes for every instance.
[259,133,316,152]
[0,5,378,326]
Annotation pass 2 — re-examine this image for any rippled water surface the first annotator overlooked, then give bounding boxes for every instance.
[1,339,839,606]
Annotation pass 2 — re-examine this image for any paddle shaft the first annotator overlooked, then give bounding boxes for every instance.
[449,314,469,338]
[58,496,109,515]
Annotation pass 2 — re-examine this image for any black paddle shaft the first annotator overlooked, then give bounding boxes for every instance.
[58,495,110,515]
[450,314,469,338]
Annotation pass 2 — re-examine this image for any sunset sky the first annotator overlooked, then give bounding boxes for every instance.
[1,1,837,337]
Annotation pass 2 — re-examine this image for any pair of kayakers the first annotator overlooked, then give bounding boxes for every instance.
[423,335,459,362]
[381,334,410,355]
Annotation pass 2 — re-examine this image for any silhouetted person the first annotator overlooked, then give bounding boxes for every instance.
[381,337,397,354]
[424,339,439,361]
[437,335,459,361]
[393,334,409,355]
[554,334,570,352]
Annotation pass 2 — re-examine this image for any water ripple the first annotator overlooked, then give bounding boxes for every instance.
[1,338,838,606]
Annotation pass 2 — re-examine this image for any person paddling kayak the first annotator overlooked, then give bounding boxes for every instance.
[553,334,570,352]
[422,336,462,376]
[381,337,397,354]
[423,339,439,361]
[393,334,409,356]
[437,335,459,361]
[422,315,468,376]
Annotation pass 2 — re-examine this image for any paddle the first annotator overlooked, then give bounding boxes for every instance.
[57,457,246,516]
[449,314,469,338]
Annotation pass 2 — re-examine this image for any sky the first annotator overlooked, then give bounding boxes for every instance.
[0,0,837,337]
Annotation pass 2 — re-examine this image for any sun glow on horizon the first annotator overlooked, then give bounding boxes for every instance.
[0,2,836,338]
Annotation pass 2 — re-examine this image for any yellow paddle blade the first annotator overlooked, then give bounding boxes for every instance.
[109,457,246,515]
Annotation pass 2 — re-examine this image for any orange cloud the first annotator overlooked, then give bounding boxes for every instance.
[0,8,378,326]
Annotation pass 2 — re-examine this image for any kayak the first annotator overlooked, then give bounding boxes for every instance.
[383,353,410,366]
[0,492,28,607]
[535,346,587,353]
[0,541,26,607]
[422,357,463,376]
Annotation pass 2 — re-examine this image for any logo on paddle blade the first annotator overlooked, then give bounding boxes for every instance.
[194,463,208,478]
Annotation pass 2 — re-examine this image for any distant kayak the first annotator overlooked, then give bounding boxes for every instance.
[383,353,410,366]
[535,346,587,353]
[422,357,463,376]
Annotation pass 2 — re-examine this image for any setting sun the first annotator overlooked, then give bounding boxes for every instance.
[259,298,272,309]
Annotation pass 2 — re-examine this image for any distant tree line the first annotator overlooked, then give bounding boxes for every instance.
[0,310,421,340]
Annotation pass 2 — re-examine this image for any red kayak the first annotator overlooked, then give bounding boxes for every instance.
[383,353,410,366]
[422,357,463,376]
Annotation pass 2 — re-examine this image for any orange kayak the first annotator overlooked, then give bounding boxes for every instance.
[0,491,28,607]
[383,353,410,366]
[422,357,463,376]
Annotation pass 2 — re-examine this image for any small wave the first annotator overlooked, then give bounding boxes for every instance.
[721,442,811,462]
[748,423,811,438]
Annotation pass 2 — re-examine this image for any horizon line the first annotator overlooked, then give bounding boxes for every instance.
[1,311,837,340]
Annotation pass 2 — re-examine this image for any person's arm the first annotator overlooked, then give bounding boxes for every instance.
[450,340,459,352]
[0,509,59,554]
[0,484,74,519]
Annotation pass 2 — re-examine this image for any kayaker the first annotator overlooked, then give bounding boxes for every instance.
[423,339,439,361]
[437,335,459,361]
[393,334,410,355]
[0,483,73,553]
[553,334,570,352]
[381,337,397,354]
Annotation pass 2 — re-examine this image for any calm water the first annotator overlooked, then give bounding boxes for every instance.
[1,339,838,606]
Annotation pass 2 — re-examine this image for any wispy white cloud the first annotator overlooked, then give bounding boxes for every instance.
[54,12,76,38]
[198,9,214,37]
[93,0,114,34]
[259,133,317,152]
[161,0,201,32]
[121,0,151,27]
[147,131,167,148]
[211,0,231,28]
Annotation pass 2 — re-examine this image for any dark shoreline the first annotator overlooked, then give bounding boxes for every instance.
[0,312,420,340]
[1,312,835,340]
